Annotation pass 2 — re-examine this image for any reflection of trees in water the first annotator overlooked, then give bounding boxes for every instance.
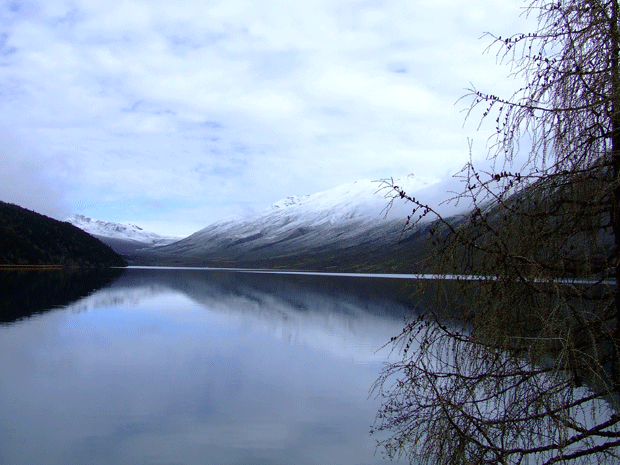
[372,0,620,460]
[0,268,125,324]
[373,279,620,464]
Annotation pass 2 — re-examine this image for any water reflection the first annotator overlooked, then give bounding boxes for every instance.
[0,268,124,324]
[0,268,410,465]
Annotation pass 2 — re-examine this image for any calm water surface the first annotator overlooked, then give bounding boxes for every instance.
[0,267,413,465]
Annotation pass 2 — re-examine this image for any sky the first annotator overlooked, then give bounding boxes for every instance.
[0,0,533,236]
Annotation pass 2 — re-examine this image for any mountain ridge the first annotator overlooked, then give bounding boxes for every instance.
[66,214,182,245]
[0,201,126,267]
[128,177,441,272]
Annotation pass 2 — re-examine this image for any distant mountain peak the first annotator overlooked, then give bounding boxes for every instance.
[66,215,181,246]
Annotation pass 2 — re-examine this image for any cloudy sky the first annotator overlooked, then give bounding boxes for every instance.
[0,0,531,236]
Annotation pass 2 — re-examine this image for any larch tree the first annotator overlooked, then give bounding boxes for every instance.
[372,0,620,463]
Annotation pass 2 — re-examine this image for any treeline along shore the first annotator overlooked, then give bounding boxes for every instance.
[0,201,126,268]
[0,264,63,270]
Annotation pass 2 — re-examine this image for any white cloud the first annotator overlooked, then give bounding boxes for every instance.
[0,0,534,234]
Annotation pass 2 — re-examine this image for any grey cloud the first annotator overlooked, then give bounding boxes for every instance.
[0,130,69,219]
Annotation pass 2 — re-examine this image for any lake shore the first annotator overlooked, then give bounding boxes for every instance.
[0,264,63,270]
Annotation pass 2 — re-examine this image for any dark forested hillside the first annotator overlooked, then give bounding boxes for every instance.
[0,201,126,267]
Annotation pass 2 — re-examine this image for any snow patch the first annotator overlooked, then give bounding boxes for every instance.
[66,214,181,246]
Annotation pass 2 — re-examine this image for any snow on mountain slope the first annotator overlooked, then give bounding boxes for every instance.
[196,175,441,238]
[67,215,181,246]
[269,176,424,219]
[145,176,448,265]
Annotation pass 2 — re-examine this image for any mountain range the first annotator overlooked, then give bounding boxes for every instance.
[66,214,182,256]
[68,177,450,273]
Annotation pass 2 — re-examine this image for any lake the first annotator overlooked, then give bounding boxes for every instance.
[0,267,414,465]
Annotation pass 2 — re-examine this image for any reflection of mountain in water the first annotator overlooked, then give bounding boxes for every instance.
[108,267,415,316]
[0,268,125,324]
[66,268,418,361]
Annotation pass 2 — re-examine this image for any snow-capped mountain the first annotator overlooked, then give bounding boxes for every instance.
[176,177,423,251]
[134,176,452,271]
[66,215,181,254]
[266,177,419,219]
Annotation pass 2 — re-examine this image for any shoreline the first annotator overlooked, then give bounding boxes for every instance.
[0,264,63,270]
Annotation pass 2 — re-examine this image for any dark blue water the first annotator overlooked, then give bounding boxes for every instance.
[0,267,412,465]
